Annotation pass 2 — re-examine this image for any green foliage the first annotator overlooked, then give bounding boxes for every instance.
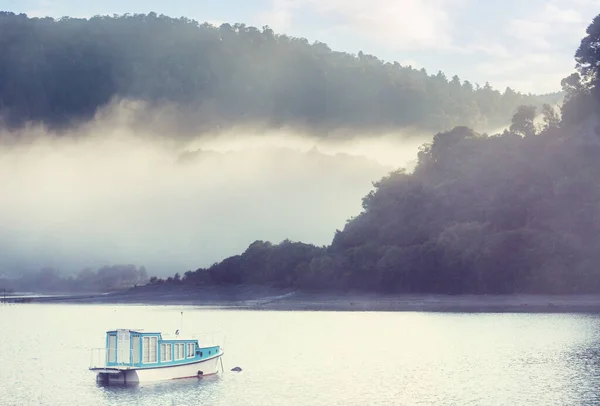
[560,73,594,124]
[564,16,600,124]
[541,104,560,130]
[0,11,561,133]
[184,240,327,289]
[575,15,600,89]
[509,105,537,137]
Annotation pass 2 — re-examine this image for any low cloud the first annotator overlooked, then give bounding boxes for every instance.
[0,99,427,277]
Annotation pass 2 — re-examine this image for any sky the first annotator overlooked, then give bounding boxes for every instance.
[1,0,598,94]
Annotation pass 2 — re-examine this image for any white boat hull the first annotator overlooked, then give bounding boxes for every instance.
[94,354,223,384]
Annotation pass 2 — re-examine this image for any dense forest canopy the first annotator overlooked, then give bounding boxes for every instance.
[0,11,561,135]
[153,13,600,295]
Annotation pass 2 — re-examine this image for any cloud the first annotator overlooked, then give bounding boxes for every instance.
[260,0,465,50]
[255,0,293,31]
[459,43,512,58]
[562,0,600,8]
[204,19,225,27]
[25,0,58,18]
[544,4,582,23]
[488,72,573,95]
[508,4,584,49]
[399,59,422,69]
[508,19,552,49]
[475,50,578,94]
[463,1,592,93]
[476,54,554,77]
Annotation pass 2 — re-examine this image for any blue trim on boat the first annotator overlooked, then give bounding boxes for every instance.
[91,352,224,372]
[127,353,223,371]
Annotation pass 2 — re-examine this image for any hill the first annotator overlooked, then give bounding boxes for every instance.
[0,11,561,134]
[154,13,600,295]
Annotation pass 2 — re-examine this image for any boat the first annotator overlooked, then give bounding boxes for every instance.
[89,328,224,384]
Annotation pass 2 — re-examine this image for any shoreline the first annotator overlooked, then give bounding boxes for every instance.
[6,285,600,313]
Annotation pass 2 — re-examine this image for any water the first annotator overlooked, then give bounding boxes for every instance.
[2,304,600,405]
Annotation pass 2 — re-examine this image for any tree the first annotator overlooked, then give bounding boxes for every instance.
[575,15,600,89]
[509,105,537,137]
[560,73,594,124]
[541,104,560,131]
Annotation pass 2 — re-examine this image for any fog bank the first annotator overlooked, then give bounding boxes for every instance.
[0,100,427,276]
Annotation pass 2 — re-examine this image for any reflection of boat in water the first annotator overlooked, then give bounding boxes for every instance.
[89,328,224,384]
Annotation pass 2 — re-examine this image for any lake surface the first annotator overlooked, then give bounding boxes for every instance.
[2,304,600,405]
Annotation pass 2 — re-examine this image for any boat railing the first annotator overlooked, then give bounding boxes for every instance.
[89,347,134,369]
[162,330,225,348]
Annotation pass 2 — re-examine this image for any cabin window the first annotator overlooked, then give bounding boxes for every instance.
[142,336,158,363]
[161,343,173,362]
[107,334,117,363]
[117,330,131,365]
[174,343,184,360]
[187,343,195,358]
[132,335,141,364]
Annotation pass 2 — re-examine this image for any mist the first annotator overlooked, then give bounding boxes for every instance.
[0,99,428,277]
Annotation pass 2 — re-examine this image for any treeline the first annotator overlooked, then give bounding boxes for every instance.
[0,265,148,293]
[154,14,600,294]
[0,11,560,133]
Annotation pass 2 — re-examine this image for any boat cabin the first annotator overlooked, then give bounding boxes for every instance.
[93,328,221,369]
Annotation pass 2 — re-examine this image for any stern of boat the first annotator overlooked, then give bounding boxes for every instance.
[90,347,134,385]
[94,370,128,385]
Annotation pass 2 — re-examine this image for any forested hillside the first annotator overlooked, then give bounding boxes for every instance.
[0,11,560,134]
[157,14,600,294]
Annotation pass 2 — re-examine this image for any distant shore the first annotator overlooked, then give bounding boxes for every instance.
[5,284,600,313]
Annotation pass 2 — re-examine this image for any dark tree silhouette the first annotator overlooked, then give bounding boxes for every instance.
[575,15,600,89]
[509,105,537,137]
